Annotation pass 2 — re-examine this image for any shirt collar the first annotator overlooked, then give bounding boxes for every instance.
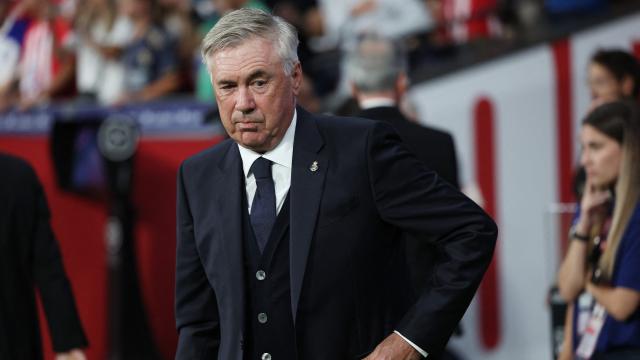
[359,97,397,110]
[238,109,297,177]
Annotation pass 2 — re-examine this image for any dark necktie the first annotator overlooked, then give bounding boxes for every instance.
[250,157,276,252]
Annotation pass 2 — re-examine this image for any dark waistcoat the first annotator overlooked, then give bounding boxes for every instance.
[242,193,296,360]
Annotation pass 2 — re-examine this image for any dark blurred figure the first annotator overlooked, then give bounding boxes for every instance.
[0,153,88,360]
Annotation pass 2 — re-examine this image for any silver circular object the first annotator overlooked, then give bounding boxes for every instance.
[98,115,139,162]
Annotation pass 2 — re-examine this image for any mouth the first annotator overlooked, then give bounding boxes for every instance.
[234,121,261,132]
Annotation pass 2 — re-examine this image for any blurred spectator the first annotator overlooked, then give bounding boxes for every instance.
[0,1,31,111]
[588,49,640,104]
[0,0,76,111]
[557,101,640,359]
[115,0,180,104]
[73,0,134,104]
[159,0,198,92]
[310,0,435,107]
[348,35,460,188]
[0,153,88,360]
[311,0,432,52]
[426,0,502,46]
[194,0,269,101]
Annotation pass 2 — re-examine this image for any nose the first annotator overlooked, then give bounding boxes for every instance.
[580,149,590,168]
[236,86,255,114]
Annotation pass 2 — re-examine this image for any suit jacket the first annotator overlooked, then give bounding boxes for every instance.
[175,107,497,359]
[358,106,459,189]
[0,153,88,360]
[358,105,462,301]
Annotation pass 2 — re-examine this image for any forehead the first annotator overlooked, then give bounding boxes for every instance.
[581,124,616,144]
[209,37,281,79]
[589,63,615,78]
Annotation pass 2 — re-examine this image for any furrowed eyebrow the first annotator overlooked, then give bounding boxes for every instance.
[217,79,236,87]
[247,70,269,81]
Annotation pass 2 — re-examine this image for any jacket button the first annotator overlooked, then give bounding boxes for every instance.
[258,312,268,324]
[261,353,271,360]
[256,270,266,281]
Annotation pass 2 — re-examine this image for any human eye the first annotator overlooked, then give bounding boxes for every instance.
[218,82,236,94]
[589,142,602,151]
[252,79,267,88]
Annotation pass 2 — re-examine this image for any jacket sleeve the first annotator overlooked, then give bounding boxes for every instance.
[365,121,497,354]
[28,165,88,352]
[175,162,221,359]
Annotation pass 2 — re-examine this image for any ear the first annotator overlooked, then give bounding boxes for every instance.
[291,62,303,96]
[621,75,634,97]
[396,72,408,98]
[349,82,359,99]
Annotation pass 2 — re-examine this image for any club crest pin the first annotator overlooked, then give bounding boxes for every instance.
[310,161,319,172]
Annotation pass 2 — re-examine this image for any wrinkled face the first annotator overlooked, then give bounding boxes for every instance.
[208,37,301,153]
[588,62,624,101]
[580,124,622,188]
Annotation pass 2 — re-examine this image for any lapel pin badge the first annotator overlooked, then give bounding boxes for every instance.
[310,161,319,172]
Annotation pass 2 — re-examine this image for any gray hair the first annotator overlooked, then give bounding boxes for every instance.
[346,35,407,93]
[201,8,299,75]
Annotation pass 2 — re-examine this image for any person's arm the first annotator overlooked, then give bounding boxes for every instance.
[175,163,221,358]
[586,283,640,321]
[136,71,180,101]
[557,223,589,302]
[26,163,88,353]
[557,179,612,301]
[365,121,497,357]
[558,303,574,360]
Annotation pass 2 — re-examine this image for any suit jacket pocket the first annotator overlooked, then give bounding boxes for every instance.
[318,196,360,228]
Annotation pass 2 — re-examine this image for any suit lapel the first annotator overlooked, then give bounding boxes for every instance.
[212,144,246,341]
[289,108,326,323]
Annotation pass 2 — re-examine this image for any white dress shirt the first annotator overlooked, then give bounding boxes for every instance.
[237,109,428,358]
[359,97,397,110]
[238,111,296,215]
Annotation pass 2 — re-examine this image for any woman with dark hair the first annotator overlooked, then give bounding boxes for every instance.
[557,101,640,359]
[589,49,640,102]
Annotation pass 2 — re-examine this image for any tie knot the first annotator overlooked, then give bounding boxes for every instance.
[250,157,272,180]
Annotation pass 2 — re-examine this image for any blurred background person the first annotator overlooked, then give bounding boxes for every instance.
[0,153,88,360]
[158,0,198,94]
[348,34,463,360]
[347,34,460,188]
[73,0,133,105]
[0,0,30,111]
[557,101,640,360]
[588,49,640,104]
[115,0,180,104]
[572,49,640,210]
[0,0,75,111]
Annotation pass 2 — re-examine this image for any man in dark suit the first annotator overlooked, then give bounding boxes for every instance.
[0,153,88,360]
[175,8,497,360]
[349,35,463,313]
[349,36,459,189]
